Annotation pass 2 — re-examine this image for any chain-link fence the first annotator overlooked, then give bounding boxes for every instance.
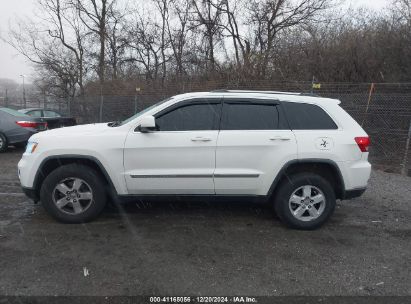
[2,81,411,175]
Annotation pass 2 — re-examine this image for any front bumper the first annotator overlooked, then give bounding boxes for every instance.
[18,154,39,189]
[22,186,39,202]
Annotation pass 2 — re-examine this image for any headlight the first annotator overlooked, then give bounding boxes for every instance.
[25,142,38,154]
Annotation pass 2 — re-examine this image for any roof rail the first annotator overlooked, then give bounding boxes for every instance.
[209,89,312,96]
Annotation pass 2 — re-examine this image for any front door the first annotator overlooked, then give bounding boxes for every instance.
[123,98,222,195]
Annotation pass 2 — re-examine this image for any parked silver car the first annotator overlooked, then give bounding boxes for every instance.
[0,107,47,152]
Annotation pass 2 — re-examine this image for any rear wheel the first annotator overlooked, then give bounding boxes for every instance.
[0,133,8,153]
[274,173,336,230]
[40,164,107,223]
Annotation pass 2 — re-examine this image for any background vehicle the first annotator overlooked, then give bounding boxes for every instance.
[0,107,47,153]
[18,91,371,229]
[18,108,76,129]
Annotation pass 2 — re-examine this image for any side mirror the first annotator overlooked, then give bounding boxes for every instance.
[139,115,156,132]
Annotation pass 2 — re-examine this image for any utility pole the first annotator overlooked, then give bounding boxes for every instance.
[20,74,26,108]
[43,90,46,109]
[135,87,141,114]
[99,84,104,123]
[311,75,315,94]
[401,120,411,176]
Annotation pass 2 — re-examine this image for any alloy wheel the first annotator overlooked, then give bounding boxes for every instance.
[52,177,94,215]
[288,185,326,222]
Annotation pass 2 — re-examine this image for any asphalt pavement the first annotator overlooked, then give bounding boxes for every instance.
[0,148,410,297]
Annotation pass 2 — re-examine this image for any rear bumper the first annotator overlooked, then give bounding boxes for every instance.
[339,159,371,191]
[342,187,366,200]
[22,186,39,202]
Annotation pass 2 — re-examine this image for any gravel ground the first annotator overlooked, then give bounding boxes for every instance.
[0,148,410,297]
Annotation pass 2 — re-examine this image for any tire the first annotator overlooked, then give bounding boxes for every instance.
[0,133,8,153]
[274,173,336,230]
[40,164,107,223]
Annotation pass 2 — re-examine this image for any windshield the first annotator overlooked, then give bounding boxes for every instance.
[0,107,30,117]
[120,97,172,125]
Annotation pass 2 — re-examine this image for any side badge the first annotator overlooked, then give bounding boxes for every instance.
[316,137,334,150]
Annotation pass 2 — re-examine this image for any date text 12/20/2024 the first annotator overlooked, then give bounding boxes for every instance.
[149,296,258,303]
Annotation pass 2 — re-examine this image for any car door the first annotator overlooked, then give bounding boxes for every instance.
[43,110,61,118]
[43,110,63,128]
[214,98,298,196]
[123,98,222,195]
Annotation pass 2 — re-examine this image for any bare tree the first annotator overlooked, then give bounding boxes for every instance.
[154,0,171,83]
[392,0,411,23]
[246,0,331,77]
[191,0,225,72]
[6,15,82,97]
[124,12,164,79]
[40,0,88,94]
[7,0,411,96]
[167,0,192,76]
[219,0,252,72]
[106,4,128,80]
[74,0,117,83]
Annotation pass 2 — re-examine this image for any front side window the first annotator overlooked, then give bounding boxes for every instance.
[282,102,338,130]
[221,102,286,130]
[120,97,173,126]
[156,102,220,131]
[28,110,43,118]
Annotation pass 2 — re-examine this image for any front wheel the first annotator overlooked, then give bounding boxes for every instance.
[274,173,336,230]
[40,164,107,223]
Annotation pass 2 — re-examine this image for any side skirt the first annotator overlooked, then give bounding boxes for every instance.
[115,194,269,205]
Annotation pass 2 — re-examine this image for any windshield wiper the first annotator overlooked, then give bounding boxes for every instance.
[107,121,121,127]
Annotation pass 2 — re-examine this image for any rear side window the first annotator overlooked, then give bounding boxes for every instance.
[156,102,220,131]
[221,102,287,130]
[282,102,338,130]
[44,110,61,117]
[0,108,29,117]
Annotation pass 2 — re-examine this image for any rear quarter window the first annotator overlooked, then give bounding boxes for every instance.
[282,102,338,130]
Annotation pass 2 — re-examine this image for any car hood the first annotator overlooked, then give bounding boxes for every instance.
[30,123,110,140]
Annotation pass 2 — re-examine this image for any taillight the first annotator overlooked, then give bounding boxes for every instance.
[355,136,370,152]
[16,121,48,130]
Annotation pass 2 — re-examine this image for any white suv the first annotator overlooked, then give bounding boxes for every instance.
[18,90,371,229]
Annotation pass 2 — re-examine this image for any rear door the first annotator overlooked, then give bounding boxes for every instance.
[214,98,297,196]
[43,110,64,128]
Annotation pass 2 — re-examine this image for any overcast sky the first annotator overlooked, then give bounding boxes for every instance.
[0,0,390,84]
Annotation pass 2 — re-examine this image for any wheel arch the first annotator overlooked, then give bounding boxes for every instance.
[268,159,345,200]
[33,155,118,200]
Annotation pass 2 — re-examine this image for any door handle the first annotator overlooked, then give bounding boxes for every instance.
[269,136,291,141]
[191,137,212,142]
